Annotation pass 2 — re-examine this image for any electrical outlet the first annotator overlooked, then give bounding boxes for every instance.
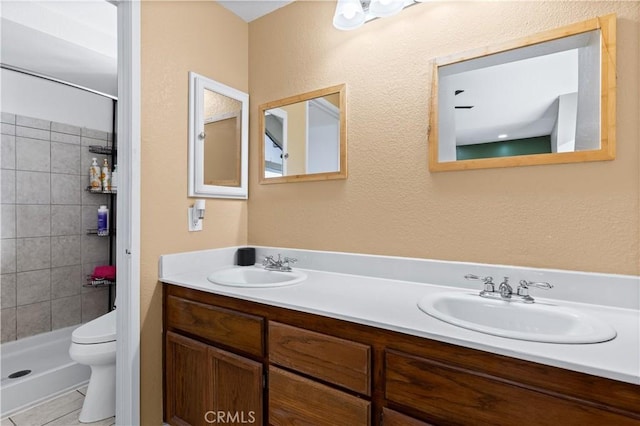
[188,207,203,231]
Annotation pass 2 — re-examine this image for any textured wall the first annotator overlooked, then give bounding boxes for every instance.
[140,2,248,423]
[248,1,640,275]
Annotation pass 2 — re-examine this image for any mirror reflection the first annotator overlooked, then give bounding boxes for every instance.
[259,84,347,184]
[429,14,615,172]
[203,89,242,187]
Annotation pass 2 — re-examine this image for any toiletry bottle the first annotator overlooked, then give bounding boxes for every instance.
[89,158,101,190]
[101,158,111,191]
[111,164,118,192]
[97,205,109,236]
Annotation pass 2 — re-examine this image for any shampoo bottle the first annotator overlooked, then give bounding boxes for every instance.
[111,164,118,192]
[97,205,109,236]
[89,158,101,190]
[101,158,111,192]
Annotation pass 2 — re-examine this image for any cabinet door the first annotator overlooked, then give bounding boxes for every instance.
[208,346,263,425]
[166,332,210,426]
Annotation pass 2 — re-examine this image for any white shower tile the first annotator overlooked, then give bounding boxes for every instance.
[16,137,50,173]
[51,265,82,298]
[1,133,16,169]
[52,295,81,329]
[2,169,16,203]
[1,239,17,273]
[51,174,81,205]
[81,128,108,141]
[16,237,51,272]
[1,307,16,342]
[2,204,16,238]
[81,287,109,322]
[16,205,51,238]
[17,269,51,306]
[16,300,50,339]
[51,142,81,174]
[16,115,50,130]
[51,205,82,236]
[51,122,81,136]
[15,126,49,141]
[1,273,17,308]
[51,131,81,145]
[1,123,16,136]
[81,235,110,264]
[51,235,82,267]
[16,171,50,205]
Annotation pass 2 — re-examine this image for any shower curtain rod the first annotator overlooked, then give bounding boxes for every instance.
[1,63,118,101]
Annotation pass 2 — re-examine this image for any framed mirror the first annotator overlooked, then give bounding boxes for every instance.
[188,72,248,198]
[429,14,616,172]
[259,84,347,184]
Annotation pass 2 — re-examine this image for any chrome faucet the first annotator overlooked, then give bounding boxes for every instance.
[499,277,513,299]
[262,254,297,272]
[465,274,553,303]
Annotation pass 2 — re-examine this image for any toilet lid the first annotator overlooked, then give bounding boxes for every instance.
[72,309,117,344]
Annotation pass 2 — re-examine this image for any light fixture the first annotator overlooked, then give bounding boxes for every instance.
[498,134,508,139]
[369,0,405,17]
[333,0,420,30]
[333,0,366,31]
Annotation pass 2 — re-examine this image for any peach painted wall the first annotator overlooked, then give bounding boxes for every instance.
[248,1,640,276]
[140,2,248,423]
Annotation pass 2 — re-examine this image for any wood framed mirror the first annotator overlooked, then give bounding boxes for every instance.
[259,84,347,184]
[428,14,616,172]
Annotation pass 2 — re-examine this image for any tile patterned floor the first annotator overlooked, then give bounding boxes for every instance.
[1,387,115,426]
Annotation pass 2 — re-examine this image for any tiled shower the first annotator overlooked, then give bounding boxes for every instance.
[1,112,112,343]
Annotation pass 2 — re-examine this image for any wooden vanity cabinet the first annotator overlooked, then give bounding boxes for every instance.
[164,289,264,426]
[163,285,640,426]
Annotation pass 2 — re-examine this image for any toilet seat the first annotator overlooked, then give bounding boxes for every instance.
[72,310,116,344]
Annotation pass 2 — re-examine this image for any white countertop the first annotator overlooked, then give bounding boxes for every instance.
[159,247,640,385]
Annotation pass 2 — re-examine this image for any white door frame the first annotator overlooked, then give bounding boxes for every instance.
[115,1,140,425]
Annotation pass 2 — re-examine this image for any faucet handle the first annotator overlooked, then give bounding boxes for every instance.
[517,280,553,295]
[465,274,495,292]
[464,274,493,283]
[283,257,297,264]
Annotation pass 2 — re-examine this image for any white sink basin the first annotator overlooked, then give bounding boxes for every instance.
[417,292,616,344]
[207,267,307,288]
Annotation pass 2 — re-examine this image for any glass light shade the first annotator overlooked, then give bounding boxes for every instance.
[333,0,365,30]
[369,0,405,17]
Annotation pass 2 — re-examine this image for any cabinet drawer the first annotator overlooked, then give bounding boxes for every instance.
[385,349,638,426]
[166,295,263,357]
[269,366,370,426]
[269,321,371,395]
[382,408,432,426]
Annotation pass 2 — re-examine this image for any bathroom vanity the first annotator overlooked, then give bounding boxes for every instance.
[160,247,640,426]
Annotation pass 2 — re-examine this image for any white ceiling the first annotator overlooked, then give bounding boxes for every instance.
[218,0,294,22]
[1,0,118,96]
[0,0,291,98]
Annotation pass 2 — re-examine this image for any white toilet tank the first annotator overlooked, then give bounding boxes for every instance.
[72,310,116,344]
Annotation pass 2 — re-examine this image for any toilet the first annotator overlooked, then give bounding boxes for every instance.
[69,309,117,423]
